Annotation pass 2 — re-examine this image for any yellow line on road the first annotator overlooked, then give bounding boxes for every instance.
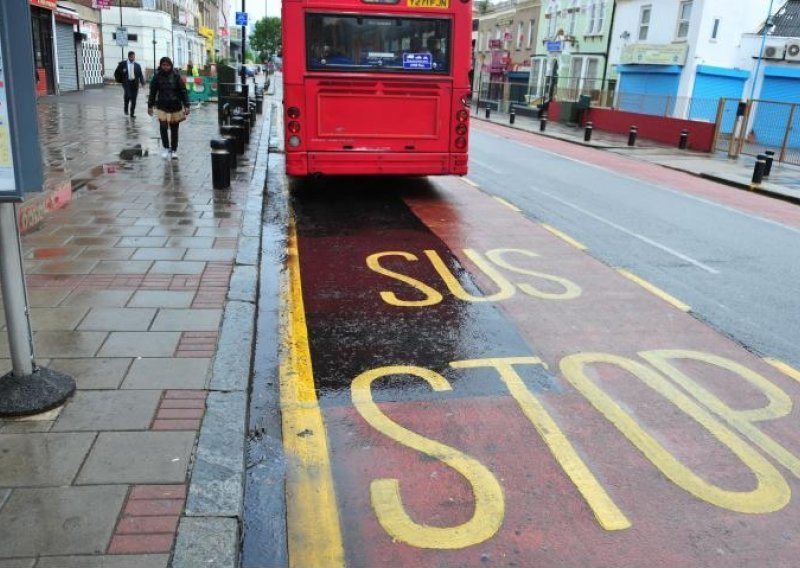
[616,269,691,312]
[764,358,800,384]
[281,217,345,568]
[541,224,587,250]
[462,177,480,188]
[493,196,521,212]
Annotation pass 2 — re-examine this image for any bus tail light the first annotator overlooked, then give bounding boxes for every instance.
[288,135,301,148]
[288,121,301,134]
[455,123,467,135]
[287,107,301,119]
[455,136,467,149]
[456,109,468,122]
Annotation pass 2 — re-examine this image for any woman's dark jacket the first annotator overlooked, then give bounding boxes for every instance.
[148,70,189,112]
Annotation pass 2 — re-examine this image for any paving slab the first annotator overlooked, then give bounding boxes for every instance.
[0,433,95,486]
[52,390,161,431]
[0,486,127,557]
[32,331,108,358]
[36,555,169,568]
[97,332,180,358]
[61,290,134,308]
[28,307,89,331]
[78,308,157,331]
[171,517,238,568]
[47,358,132,389]
[148,261,206,275]
[0,558,35,568]
[150,309,222,331]
[128,291,195,308]
[77,431,196,484]
[122,358,210,390]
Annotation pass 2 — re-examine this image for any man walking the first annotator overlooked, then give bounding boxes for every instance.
[115,51,145,117]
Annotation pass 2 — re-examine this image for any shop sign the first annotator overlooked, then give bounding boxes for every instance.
[546,41,562,52]
[92,0,113,8]
[30,0,58,9]
[488,39,502,49]
[620,43,688,65]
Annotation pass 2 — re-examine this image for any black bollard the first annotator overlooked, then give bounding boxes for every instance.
[752,154,767,185]
[679,129,689,150]
[232,116,250,145]
[540,114,548,132]
[584,121,593,142]
[764,150,775,177]
[485,106,491,119]
[226,124,245,155]
[255,96,263,114]
[250,105,257,128]
[222,135,237,170]
[628,125,638,147]
[510,109,516,125]
[210,140,231,190]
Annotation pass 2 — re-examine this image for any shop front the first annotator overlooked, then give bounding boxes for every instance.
[30,0,57,96]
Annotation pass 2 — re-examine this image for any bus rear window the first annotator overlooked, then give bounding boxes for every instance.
[306,14,451,74]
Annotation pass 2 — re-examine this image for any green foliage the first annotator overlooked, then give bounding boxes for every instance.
[250,17,281,58]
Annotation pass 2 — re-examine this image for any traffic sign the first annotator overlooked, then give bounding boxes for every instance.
[236,11,248,26]
[115,26,128,46]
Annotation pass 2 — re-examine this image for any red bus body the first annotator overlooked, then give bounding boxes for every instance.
[282,0,472,176]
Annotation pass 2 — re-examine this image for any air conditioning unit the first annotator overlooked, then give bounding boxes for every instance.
[763,42,785,60]
[786,41,800,62]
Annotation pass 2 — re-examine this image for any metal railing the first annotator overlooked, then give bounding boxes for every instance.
[713,98,800,166]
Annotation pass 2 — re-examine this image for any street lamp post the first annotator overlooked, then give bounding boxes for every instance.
[750,0,776,101]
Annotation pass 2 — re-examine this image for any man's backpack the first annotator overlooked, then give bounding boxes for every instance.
[114,62,124,83]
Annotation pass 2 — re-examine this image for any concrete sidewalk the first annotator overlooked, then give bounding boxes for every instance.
[0,84,270,567]
[476,110,800,204]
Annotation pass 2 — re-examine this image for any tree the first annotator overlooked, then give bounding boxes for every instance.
[250,17,281,61]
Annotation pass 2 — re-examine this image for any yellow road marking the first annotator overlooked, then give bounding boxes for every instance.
[462,177,480,188]
[541,224,587,250]
[765,358,800,384]
[616,269,690,312]
[282,217,345,567]
[492,196,521,212]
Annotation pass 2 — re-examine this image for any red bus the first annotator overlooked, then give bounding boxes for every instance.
[281,0,472,176]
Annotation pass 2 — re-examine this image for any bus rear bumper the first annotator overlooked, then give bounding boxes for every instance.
[286,152,468,176]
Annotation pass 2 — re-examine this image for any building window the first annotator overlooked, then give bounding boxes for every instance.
[547,0,560,39]
[527,19,535,48]
[567,0,579,36]
[516,21,524,49]
[711,18,720,40]
[586,1,605,35]
[568,56,583,95]
[638,5,651,41]
[676,1,692,39]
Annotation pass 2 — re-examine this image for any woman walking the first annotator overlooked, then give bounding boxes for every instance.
[147,57,190,160]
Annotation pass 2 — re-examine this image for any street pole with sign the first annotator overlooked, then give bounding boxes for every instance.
[240,2,247,85]
[0,0,75,417]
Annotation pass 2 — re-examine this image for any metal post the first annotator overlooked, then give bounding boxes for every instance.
[764,150,775,177]
[752,154,767,185]
[750,0,776,102]
[485,106,490,119]
[0,204,33,377]
[779,104,796,163]
[119,0,124,61]
[628,125,638,147]
[152,29,156,71]
[679,129,689,150]
[241,0,246,83]
[509,108,515,124]
[539,113,547,132]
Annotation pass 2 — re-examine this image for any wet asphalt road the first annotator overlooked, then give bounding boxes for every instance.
[243,93,800,567]
[468,126,800,369]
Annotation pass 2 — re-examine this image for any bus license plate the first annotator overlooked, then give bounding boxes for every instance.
[407,0,449,8]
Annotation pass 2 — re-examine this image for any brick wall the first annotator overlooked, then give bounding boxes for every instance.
[586,107,716,152]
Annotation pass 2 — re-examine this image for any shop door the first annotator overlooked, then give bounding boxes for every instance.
[56,21,79,92]
[31,7,55,95]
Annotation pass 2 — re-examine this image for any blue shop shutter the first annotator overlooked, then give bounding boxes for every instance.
[617,67,681,116]
[690,66,747,124]
[754,67,800,148]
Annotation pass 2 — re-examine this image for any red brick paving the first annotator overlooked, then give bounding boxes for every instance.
[151,390,207,431]
[108,484,187,555]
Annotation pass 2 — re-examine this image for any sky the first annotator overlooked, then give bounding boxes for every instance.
[229,0,280,27]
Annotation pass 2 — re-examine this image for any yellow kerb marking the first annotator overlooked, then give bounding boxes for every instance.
[282,217,345,567]
[462,177,480,188]
[765,358,800,384]
[541,224,587,250]
[493,196,522,212]
[616,269,690,312]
